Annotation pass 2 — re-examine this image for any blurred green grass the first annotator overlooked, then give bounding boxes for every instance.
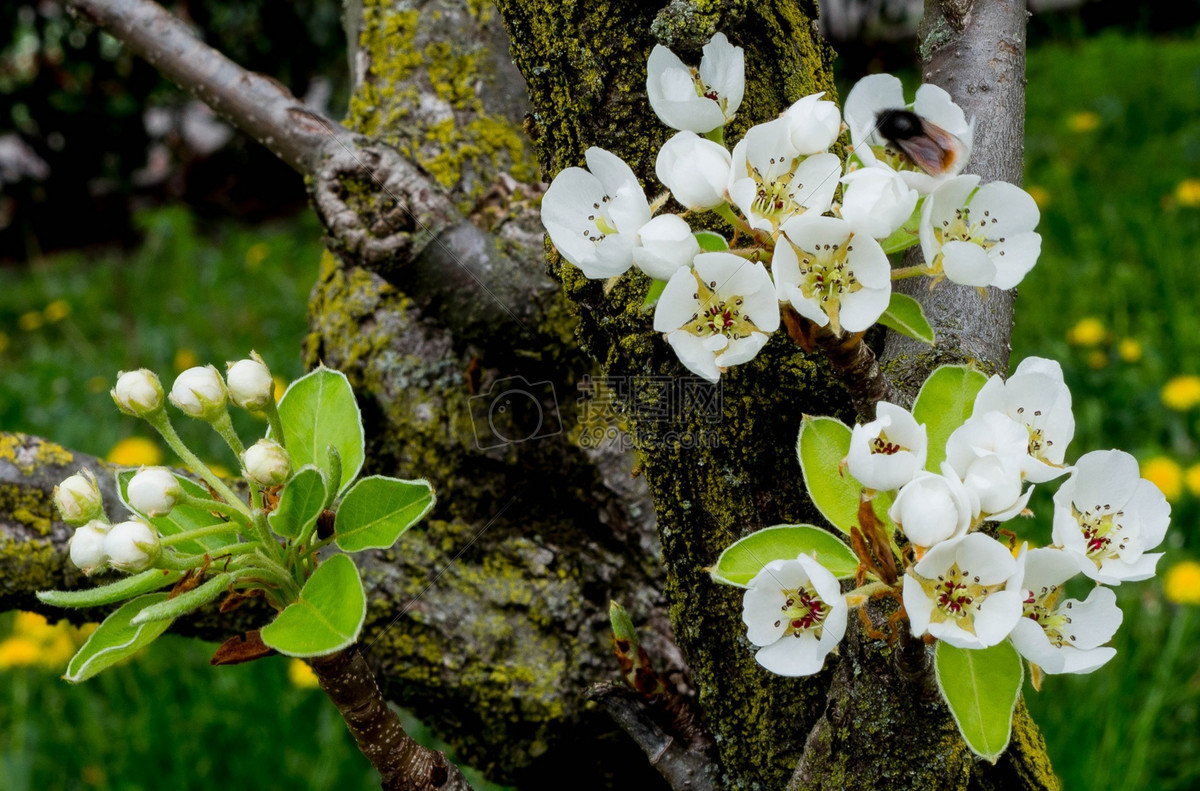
[3,26,1200,791]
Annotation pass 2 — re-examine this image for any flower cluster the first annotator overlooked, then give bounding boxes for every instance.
[539,34,1042,382]
[739,358,1168,680]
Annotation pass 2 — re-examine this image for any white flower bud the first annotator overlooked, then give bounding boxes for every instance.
[69,520,110,574]
[111,369,165,417]
[655,131,732,210]
[54,469,104,525]
[242,439,291,487]
[226,353,274,411]
[169,365,228,421]
[127,467,185,517]
[889,464,978,548]
[104,520,160,573]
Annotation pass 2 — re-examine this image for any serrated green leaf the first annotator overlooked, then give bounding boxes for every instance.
[935,640,1023,763]
[912,365,989,471]
[694,231,730,252]
[269,465,327,540]
[274,367,364,495]
[117,471,238,554]
[711,524,858,587]
[259,555,365,657]
[64,594,174,682]
[131,573,232,625]
[797,416,859,534]
[37,569,184,609]
[334,476,435,552]
[878,293,935,345]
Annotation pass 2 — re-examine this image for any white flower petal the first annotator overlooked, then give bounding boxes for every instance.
[942,240,997,287]
[968,181,1039,240]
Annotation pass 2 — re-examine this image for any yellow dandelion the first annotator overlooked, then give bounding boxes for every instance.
[173,348,200,372]
[106,436,165,466]
[288,658,321,689]
[1175,179,1200,208]
[208,463,232,479]
[0,331,8,353]
[1068,111,1101,133]
[1086,350,1107,370]
[1117,338,1142,363]
[44,299,71,323]
[0,636,41,669]
[1026,185,1050,209]
[1066,316,1106,347]
[1186,463,1200,498]
[86,375,108,393]
[1165,560,1200,606]
[18,310,43,332]
[1142,456,1183,503]
[245,242,271,270]
[13,611,51,636]
[1162,375,1200,412]
[273,375,288,403]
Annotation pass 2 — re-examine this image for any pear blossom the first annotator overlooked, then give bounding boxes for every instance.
[104,519,160,573]
[69,520,110,574]
[889,464,978,548]
[170,365,228,421]
[919,174,1042,290]
[846,401,928,491]
[226,352,274,411]
[127,466,185,517]
[741,554,848,676]
[541,147,652,279]
[655,131,732,210]
[54,469,103,525]
[903,532,1024,649]
[727,118,840,233]
[773,215,890,335]
[973,356,1074,481]
[242,439,292,487]
[843,73,973,194]
[632,214,701,281]
[1052,450,1170,585]
[945,411,1035,520]
[653,252,779,383]
[781,92,841,156]
[646,33,744,133]
[111,368,165,417]
[839,167,919,240]
[1009,546,1122,674]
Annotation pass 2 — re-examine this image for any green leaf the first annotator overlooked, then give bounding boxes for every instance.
[694,231,730,252]
[64,594,174,683]
[912,365,989,471]
[935,640,1024,763]
[334,475,435,553]
[797,416,859,534]
[711,524,859,587]
[259,555,365,657]
[37,569,184,609]
[880,202,922,255]
[130,574,232,625]
[274,366,364,495]
[641,279,667,311]
[118,471,238,555]
[878,293,935,345]
[269,465,328,540]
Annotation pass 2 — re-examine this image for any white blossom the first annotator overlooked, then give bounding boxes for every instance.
[772,215,890,335]
[69,520,110,574]
[727,118,840,233]
[653,252,779,382]
[741,554,848,676]
[655,131,732,210]
[920,174,1042,290]
[646,33,744,133]
[632,214,701,281]
[781,92,841,156]
[1009,546,1122,675]
[889,464,978,548]
[170,365,229,421]
[903,532,1024,649]
[945,411,1035,521]
[111,369,165,418]
[104,520,160,573]
[541,147,652,279]
[226,352,274,411]
[127,467,185,517]
[1052,450,1170,585]
[846,401,927,491]
[839,167,919,240]
[973,356,1074,482]
[54,469,103,526]
[242,439,292,487]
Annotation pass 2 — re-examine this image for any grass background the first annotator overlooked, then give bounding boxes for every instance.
[3,26,1200,791]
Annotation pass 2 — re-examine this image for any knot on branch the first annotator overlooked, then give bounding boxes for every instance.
[311,141,449,273]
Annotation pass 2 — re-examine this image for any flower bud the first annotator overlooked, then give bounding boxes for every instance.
[69,520,110,574]
[104,520,160,573]
[226,352,274,411]
[170,365,228,421]
[111,369,165,417]
[54,469,104,525]
[242,439,291,487]
[655,131,733,211]
[889,464,978,548]
[127,467,185,517]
